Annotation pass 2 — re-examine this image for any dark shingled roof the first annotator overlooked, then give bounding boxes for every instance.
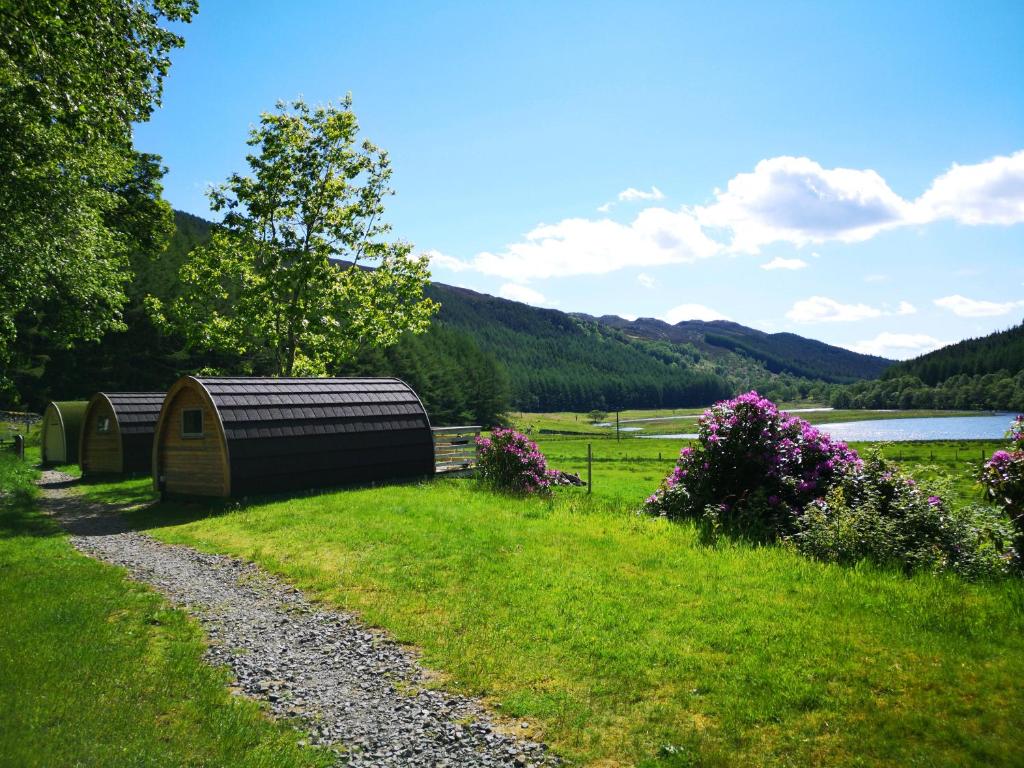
[104,393,166,435]
[194,377,434,495]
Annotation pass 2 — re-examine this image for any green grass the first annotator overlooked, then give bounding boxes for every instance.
[0,453,331,768]
[532,436,1001,508]
[97,470,1024,767]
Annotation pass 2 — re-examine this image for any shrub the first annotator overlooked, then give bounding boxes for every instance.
[791,452,1015,579]
[981,414,1024,554]
[476,428,552,494]
[644,391,861,538]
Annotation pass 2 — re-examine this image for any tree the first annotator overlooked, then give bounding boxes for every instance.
[0,0,196,390]
[156,97,438,376]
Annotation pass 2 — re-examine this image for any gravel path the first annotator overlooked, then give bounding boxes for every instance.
[39,470,558,767]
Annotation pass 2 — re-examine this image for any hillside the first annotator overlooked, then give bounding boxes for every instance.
[15,210,896,414]
[883,322,1024,385]
[582,315,892,383]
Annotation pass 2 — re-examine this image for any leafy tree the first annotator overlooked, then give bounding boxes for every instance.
[0,0,196,387]
[155,97,438,376]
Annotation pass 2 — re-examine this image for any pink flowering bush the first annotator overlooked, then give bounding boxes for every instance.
[793,452,1014,579]
[981,415,1024,551]
[476,428,552,494]
[644,391,861,537]
[645,392,1015,578]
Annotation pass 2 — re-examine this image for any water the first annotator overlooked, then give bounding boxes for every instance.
[637,413,1015,442]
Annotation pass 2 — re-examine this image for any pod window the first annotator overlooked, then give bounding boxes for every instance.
[97,416,111,434]
[182,409,204,438]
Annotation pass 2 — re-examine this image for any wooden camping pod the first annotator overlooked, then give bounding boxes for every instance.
[79,392,165,476]
[153,376,435,498]
[40,401,87,464]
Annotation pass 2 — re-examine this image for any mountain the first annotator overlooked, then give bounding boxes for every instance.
[575,314,892,383]
[422,284,891,410]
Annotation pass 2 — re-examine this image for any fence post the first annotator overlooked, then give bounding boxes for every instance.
[13,434,24,461]
[587,443,592,495]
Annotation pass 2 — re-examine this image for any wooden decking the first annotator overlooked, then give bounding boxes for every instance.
[433,426,480,474]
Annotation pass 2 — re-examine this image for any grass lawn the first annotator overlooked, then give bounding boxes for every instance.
[83,447,1024,767]
[0,454,331,768]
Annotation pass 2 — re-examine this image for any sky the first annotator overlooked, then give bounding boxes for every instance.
[135,0,1024,360]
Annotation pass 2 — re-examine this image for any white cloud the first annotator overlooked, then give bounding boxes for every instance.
[786,296,884,323]
[619,185,665,202]
[637,272,656,288]
[661,304,730,324]
[470,207,721,281]
[760,257,808,271]
[916,150,1024,225]
[849,332,946,359]
[896,301,917,315]
[498,283,556,306]
[696,156,912,253]
[864,273,889,283]
[934,294,1024,318]
[596,201,613,213]
[422,248,473,272]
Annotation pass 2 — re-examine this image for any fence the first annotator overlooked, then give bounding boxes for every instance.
[433,426,481,474]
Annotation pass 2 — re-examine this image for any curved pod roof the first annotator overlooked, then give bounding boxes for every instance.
[80,392,165,476]
[153,377,435,497]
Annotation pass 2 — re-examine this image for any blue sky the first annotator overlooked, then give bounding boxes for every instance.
[136,0,1024,359]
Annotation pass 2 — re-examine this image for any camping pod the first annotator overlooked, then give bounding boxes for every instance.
[40,401,87,464]
[80,393,166,476]
[153,377,435,498]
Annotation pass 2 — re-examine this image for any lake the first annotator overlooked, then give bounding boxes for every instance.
[637,413,1016,442]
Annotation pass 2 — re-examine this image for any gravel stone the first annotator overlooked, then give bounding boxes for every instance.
[39,470,559,767]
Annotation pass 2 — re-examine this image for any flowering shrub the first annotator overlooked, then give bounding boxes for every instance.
[791,452,1015,579]
[981,415,1024,550]
[476,428,552,493]
[644,392,861,537]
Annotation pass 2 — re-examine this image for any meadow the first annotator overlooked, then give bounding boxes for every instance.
[57,426,1022,767]
[4,410,1022,767]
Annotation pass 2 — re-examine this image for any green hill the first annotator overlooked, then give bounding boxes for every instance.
[883,322,1024,385]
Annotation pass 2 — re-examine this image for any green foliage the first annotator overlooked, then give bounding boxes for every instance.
[156,98,438,376]
[885,322,1024,385]
[343,323,510,426]
[791,452,1015,579]
[704,328,891,383]
[0,0,194,389]
[833,371,1024,412]
[832,322,1024,411]
[429,284,735,410]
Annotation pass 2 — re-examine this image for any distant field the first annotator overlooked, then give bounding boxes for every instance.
[513,407,988,436]
[532,437,998,508]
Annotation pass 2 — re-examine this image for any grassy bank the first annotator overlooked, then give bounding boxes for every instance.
[101,473,1024,767]
[0,454,329,767]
